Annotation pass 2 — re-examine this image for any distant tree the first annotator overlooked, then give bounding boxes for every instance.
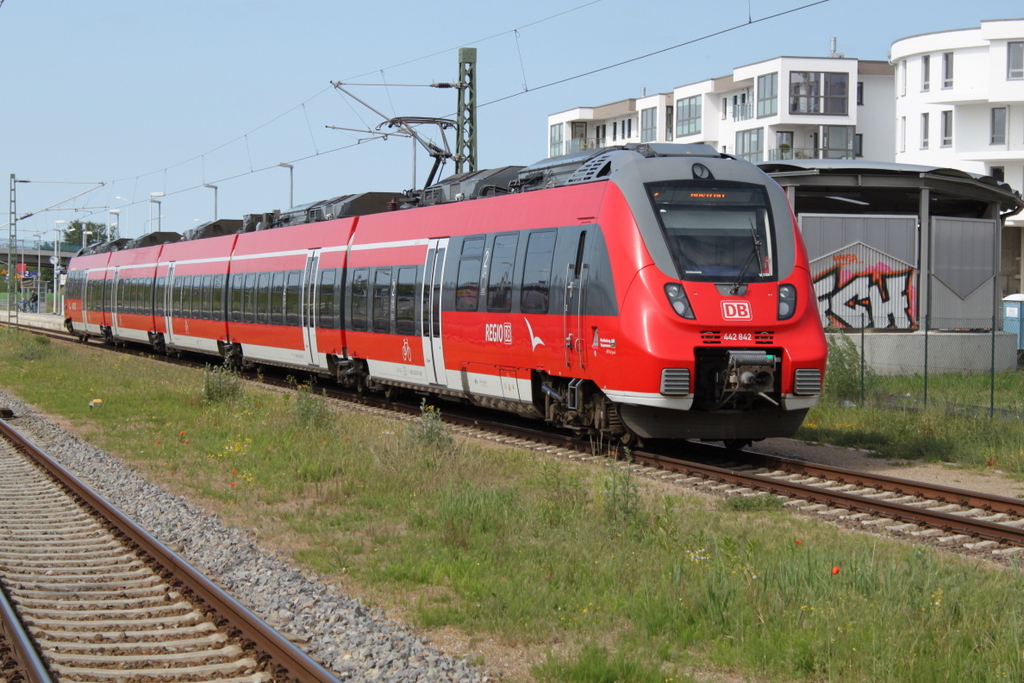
[62,220,108,250]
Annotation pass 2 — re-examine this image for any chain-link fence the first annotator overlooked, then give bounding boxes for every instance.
[825,313,1023,419]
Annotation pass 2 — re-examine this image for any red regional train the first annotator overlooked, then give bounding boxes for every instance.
[64,143,827,447]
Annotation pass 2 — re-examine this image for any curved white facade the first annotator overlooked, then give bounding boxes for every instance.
[891,19,1024,222]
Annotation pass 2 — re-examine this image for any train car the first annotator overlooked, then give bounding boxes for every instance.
[66,144,826,446]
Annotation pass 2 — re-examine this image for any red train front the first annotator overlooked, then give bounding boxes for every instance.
[64,143,826,447]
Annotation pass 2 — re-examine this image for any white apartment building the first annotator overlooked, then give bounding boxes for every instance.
[547,55,894,164]
[891,19,1024,207]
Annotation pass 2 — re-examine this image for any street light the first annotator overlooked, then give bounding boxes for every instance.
[204,184,218,221]
[278,163,293,208]
[149,192,164,233]
[81,229,93,251]
[54,220,65,314]
[108,209,120,241]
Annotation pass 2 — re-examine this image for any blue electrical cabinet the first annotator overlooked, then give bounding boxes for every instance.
[1003,294,1024,351]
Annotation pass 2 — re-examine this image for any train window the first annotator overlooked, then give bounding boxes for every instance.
[171,278,182,317]
[521,230,556,314]
[372,268,392,333]
[130,278,138,314]
[184,276,196,319]
[455,237,484,312]
[317,269,337,329]
[256,273,271,324]
[242,273,256,323]
[270,272,285,325]
[396,267,416,335]
[646,181,775,282]
[212,275,224,320]
[228,275,243,322]
[285,271,301,326]
[200,275,212,320]
[351,268,368,331]
[486,233,518,312]
[154,276,164,317]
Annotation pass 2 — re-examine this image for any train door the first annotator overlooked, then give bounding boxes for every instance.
[301,249,321,366]
[421,238,449,387]
[163,263,176,346]
[563,229,589,370]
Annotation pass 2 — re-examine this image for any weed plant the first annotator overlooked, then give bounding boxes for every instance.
[7,334,1024,681]
[202,364,244,404]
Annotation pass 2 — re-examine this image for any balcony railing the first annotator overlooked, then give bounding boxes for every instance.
[732,103,754,122]
[768,146,853,161]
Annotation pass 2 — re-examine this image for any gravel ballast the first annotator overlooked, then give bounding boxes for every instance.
[0,389,487,683]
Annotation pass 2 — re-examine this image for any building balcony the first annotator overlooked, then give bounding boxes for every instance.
[732,103,754,122]
[768,146,854,161]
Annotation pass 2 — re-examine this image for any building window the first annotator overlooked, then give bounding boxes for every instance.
[857,81,864,105]
[921,55,930,91]
[549,123,563,157]
[899,116,906,153]
[665,105,674,141]
[757,73,778,117]
[1009,42,1024,80]
[991,166,1005,183]
[789,72,848,114]
[920,112,929,149]
[900,60,907,97]
[942,52,953,88]
[721,97,728,120]
[822,125,854,159]
[735,128,763,162]
[640,107,657,142]
[676,96,701,136]
[991,107,1007,145]
[626,118,632,139]
[611,120,617,142]
[595,124,606,147]
[940,110,953,147]
[854,133,863,157]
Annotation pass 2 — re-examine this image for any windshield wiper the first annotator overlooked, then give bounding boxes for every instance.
[729,218,765,295]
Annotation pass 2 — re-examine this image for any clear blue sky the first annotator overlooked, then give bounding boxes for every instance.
[1,0,1020,242]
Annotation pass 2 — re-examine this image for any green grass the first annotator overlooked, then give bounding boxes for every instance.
[5,327,1024,682]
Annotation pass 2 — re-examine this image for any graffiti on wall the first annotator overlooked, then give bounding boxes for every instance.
[812,248,917,329]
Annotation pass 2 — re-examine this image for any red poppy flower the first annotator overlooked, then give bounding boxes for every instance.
[832,566,841,575]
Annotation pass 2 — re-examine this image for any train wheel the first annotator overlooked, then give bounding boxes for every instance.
[619,429,642,450]
[383,385,401,402]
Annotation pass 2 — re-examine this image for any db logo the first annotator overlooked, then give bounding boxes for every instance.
[721,301,752,320]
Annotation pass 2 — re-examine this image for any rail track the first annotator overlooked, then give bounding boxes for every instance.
[0,418,339,683]
[7,319,1024,560]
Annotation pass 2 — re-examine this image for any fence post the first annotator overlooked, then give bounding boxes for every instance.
[991,314,996,419]
[923,314,929,408]
[860,312,866,405]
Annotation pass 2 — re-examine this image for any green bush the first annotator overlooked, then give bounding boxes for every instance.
[201,364,243,404]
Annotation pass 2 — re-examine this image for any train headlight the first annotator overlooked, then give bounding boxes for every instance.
[778,284,797,320]
[664,283,695,319]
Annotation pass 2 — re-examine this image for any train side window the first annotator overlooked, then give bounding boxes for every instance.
[212,274,224,320]
[186,276,196,319]
[486,233,518,312]
[243,273,256,323]
[285,271,301,326]
[270,272,285,325]
[228,275,243,322]
[521,230,556,314]
[202,275,213,320]
[350,268,368,331]
[130,278,138,314]
[396,267,416,335]
[372,268,392,333]
[455,236,484,312]
[317,269,337,329]
[256,272,271,324]
[172,278,183,317]
[155,276,165,317]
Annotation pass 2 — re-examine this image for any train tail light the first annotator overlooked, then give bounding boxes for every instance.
[777,284,797,320]
[664,283,695,319]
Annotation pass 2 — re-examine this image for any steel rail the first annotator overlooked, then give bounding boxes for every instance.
[629,451,1024,546]
[0,578,55,683]
[0,418,340,683]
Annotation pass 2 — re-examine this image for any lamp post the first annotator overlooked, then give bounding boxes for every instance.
[204,184,218,221]
[108,209,120,241]
[81,229,92,251]
[54,220,64,314]
[149,192,164,233]
[278,163,293,208]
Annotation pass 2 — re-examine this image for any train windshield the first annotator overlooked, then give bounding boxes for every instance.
[646,181,775,283]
